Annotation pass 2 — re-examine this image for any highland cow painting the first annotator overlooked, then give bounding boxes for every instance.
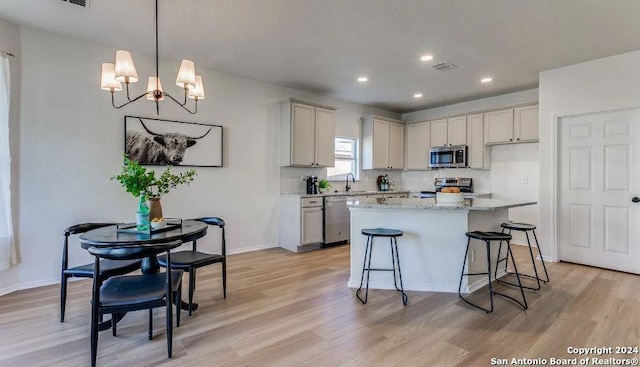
[124,116,223,167]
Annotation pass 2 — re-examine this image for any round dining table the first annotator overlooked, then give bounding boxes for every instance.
[79,220,208,323]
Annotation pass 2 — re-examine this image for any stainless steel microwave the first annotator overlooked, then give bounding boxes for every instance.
[429,145,467,168]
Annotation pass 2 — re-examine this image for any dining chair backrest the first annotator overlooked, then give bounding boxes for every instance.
[62,223,118,268]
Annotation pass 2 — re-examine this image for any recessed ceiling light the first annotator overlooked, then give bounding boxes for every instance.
[420,54,434,61]
[481,77,493,83]
[358,77,368,82]
[414,93,423,98]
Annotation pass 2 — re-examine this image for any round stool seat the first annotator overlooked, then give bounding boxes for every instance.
[501,222,536,231]
[361,228,403,237]
[465,231,512,241]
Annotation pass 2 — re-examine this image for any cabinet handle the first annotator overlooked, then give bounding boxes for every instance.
[517,138,520,141]
[309,200,318,204]
[510,138,513,141]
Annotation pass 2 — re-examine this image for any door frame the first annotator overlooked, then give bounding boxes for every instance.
[552,106,640,263]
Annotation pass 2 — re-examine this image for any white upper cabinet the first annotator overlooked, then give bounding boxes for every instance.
[430,117,467,147]
[484,109,514,144]
[405,121,431,170]
[315,107,337,166]
[485,105,539,145]
[467,113,490,169]
[514,105,539,142]
[447,116,467,146]
[280,99,336,167]
[362,116,404,170]
[430,119,448,147]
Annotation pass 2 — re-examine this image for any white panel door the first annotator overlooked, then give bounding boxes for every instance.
[559,109,640,273]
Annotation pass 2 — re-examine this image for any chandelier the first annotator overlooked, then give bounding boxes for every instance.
[99,0,204,115]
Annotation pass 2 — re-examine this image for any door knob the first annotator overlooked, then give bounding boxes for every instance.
[632,197,640,203]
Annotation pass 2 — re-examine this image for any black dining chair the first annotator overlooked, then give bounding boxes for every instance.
[157,217,226,315]
[60,223,142,322]
[88,239,184,367]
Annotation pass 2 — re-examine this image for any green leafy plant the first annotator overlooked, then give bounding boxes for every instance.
[318,179,332,190]
[112,155,197,198]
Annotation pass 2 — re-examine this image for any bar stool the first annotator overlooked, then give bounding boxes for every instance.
[356,228,408,306]
[458,231,527,313]
[495,222,549,291]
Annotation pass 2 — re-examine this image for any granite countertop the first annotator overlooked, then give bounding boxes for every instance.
[347,197,536,211]
[281,190,409,198]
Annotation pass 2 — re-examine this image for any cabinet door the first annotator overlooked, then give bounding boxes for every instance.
[447,116,467,146]
[430,119,448,147]
[290,103,316,166]
[514,105,539,142]
[405,121,430,170]
[315,107,336,166]
[301,207,323,245]
[467,113,490,169]
[388,122,404,169]
[484,109,514,144]
[372,119,390,169]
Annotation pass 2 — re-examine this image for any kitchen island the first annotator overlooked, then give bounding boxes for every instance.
[347,198,536,293]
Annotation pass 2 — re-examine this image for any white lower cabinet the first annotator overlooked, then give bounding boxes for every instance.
[301,206,323,245]
[280,196,324,252]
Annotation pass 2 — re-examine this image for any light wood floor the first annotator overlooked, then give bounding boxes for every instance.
[1,245,639,367]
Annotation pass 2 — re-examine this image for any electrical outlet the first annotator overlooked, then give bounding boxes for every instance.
[521,176,528,184]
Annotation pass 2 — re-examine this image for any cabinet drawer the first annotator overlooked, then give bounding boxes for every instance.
[301,197,323,207]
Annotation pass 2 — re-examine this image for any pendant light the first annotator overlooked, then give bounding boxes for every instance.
[100,0,205,115]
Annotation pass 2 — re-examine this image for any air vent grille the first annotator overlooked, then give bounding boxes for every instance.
[432,62,457,71]
[61,0,88,8]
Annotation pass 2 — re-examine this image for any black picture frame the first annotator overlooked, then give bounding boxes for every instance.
[124,115,223,167]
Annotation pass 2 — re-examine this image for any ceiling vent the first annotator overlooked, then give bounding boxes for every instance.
[61,0,89,8]
[432,62,457,71]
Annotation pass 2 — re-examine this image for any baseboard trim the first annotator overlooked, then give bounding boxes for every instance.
[0,277,59,297]
[227,243,280,255]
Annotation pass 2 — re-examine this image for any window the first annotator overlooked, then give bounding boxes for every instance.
[327,137,359,180]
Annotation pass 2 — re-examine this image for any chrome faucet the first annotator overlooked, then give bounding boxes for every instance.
[345,173,355,192]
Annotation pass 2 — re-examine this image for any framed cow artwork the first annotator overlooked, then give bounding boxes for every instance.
[124,115,223,167]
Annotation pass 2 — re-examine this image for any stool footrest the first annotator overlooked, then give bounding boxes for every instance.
[365,268,394,271]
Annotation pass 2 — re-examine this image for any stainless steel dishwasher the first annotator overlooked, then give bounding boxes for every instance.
[323,196,350,246]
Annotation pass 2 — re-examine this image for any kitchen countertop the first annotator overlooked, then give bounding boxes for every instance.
[347,197,536,211]
[281,190,409,198]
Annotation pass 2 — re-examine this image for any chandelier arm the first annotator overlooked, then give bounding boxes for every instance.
[163,92,197,114]
[111,91,150,109]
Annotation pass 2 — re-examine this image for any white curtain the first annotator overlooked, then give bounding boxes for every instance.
[0,54,15,270]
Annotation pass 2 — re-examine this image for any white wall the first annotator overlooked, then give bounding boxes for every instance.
[539,50,640,260]
[3,25,398,294]
[0,17,20,295]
